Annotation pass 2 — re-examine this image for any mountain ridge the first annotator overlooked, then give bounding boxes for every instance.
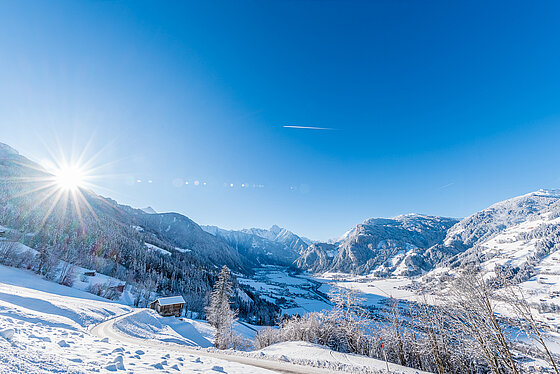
[295,214,460,276]
[202,224,308,266]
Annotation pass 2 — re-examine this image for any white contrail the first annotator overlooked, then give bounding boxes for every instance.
[283,125,335,130]
[438,182,455,190]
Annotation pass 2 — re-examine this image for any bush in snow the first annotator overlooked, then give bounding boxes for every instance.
[254,276,553,374]
[255,286,373,357]
[88,281,122,300]
[254,327,281,350]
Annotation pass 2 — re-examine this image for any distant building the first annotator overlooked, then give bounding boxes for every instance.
[149,296,185,317]
[109,284,125,294]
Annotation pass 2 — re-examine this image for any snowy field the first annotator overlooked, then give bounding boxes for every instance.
[239,266,416,317]
[238,266,332,315]
[0,265,273,373]
[0,264,424,373]
[317,273,416,305]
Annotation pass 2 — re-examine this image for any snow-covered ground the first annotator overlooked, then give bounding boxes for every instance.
[238,267,332,315]
[254,341,431,374]
[113,309,263,347]
[144,242,171,256]
[0,265,275,373]
[0,264,421,373]
[318,273,416,305]
[113,309,213,347]
[239,266,416,316]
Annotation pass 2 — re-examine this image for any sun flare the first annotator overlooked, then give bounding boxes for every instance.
[53,165,86,191]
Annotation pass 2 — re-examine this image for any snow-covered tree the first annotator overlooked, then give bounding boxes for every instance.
[206,266,237,349]
[328,286,369,354]
[448,270,520,374]
[500,277,559,374]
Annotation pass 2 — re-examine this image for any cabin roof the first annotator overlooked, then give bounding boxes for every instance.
[155,296,185,306]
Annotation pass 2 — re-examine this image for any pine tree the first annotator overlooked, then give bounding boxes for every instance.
[206,265,236,349]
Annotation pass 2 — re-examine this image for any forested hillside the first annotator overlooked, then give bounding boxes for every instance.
[0,143,278,322]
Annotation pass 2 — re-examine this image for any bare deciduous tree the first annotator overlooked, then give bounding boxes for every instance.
[449,270,520,374]
[500,278,559,374]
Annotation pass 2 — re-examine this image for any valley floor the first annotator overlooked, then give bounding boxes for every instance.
[237,266,416,316]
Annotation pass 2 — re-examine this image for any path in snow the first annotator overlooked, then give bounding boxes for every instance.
[90,309,340,374]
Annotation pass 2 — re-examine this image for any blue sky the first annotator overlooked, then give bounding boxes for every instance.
[1,1,560,240]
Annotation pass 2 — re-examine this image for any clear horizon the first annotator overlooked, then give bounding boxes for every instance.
[2,1,560,240]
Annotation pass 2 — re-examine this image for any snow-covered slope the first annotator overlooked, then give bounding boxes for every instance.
[0,264,406,374]
[423,189,560,308]
[202,225,309,266]
[255,341,431,374]
[296,214,459,276]
[113,309,213,347]
[0,264,282,373]
[0,265,131,327]
[443,189,560,251]
[140,206,157,214]
[295,243,338,273]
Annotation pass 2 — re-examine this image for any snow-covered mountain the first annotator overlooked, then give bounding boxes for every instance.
[426,189,560,286]
[141,206,157,214]
[295,243,338,273]
[202,225,309,266]
[131,212,247,272]
[297,191,560,280]
[296,214,460,276]
[444,189,560,250]
[241,225,310,255]
[0,142,249,273]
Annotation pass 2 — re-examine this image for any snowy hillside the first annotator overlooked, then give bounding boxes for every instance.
[202,225,309,266]
[422,190,560,309]
[0,264,419,374]
[0,142,262,319]
[444,189,560,250]
[433,189,560,277]
[295,243,338,273]
[296,214,459,276]
[0,264,274,373]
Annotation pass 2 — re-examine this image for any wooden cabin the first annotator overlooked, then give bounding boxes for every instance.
[149,296,185,317]
[109,284,125,293]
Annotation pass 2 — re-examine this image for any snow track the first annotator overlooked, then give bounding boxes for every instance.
[91,309,337,374]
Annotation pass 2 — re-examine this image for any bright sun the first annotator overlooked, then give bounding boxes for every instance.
[54,165,86,191]
[32,151,101,225]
